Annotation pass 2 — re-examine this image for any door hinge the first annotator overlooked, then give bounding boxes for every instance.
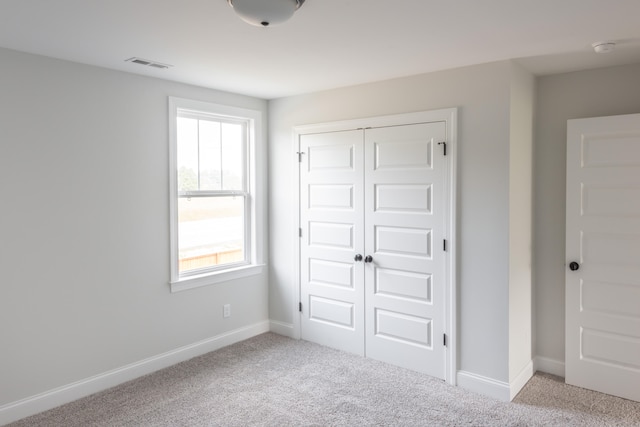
[437,141,447,156]
[299,302,302,312]
[443,333,447,347]
[443,239,447,251]
[299,228,302,238]
[296,151,305,162]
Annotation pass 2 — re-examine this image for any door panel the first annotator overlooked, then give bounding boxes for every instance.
[566,113,640,402]
[365,123,446,378]
[375,184,432,213]
[375,268,432,302]
[300,130,365,356]
[375,309,432,346]
[309,296,355,328]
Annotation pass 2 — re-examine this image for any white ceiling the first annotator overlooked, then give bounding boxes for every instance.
[1,0,640,99]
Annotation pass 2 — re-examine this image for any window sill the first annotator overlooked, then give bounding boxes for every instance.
[170,264,265,293]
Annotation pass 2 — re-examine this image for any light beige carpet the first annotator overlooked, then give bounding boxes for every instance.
[9,333,640,426]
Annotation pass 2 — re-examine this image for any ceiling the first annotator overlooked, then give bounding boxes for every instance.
[1,0,640,99]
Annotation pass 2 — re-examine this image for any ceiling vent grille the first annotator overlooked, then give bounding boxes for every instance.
[125,57,172,69]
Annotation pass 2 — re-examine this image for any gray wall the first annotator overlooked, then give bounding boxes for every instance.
[6,40,637,410]
[533,62,640,366]
[0,48,269,406]
[268,61,517,382]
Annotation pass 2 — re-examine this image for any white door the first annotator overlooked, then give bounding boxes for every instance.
[299,130,365,356]
[566,113,640,402]
[364,123,446,378]
[299,120,448,379]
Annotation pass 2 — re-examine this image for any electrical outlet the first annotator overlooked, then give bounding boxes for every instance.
[223,304,231,318]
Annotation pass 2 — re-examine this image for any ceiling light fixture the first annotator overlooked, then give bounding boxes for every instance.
[592,41,616,54]
[227,0,305,27]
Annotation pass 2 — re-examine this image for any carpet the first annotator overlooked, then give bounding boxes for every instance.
[9,333,640,426]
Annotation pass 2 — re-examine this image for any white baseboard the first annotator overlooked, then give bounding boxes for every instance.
[533,356,565,378]
[0,321,270,426]
[269,320,295,338]
[510,360,534,400]
[457,360,534,402]
[457,371,511,401]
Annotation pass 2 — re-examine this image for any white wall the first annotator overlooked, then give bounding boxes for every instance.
[268,61,516,383]
[0,47,269,411]
[508,63,535,383]
[533,62,640,371]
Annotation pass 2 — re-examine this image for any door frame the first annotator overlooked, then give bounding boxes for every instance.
[291,108,458,385]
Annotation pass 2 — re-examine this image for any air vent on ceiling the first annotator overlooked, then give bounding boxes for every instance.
[125,57,173,70]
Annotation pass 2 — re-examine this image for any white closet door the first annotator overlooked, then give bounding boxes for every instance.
[299,118,449,381]
[299,130,365,356]
[566,113,640,402]
[364,123,447,378]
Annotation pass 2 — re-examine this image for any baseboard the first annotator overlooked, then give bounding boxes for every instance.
[269,320,295,338]
[510,360,534,400]
[457,371,511,402]
[533,356,565,378]
[0,321,270,426]
[457,360,534,403]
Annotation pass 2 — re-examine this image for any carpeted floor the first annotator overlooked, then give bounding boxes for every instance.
[9,333,640,426]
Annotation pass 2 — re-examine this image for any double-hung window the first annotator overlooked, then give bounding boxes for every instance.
[169,97,263,292]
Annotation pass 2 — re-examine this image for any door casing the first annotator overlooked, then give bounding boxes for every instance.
[292,109,457,384]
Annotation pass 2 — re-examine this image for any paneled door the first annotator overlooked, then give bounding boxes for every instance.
[566,113,640,402]
[364,123,446,378]
[299,118,449,379]
[299,129,365,356]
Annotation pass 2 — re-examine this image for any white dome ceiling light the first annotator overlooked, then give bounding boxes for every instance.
[227,0,306,27]
[592,41,616,54]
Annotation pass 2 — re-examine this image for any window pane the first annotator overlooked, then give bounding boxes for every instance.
[221,122,244,191]
[198,120,221,190]
[178,196,245,273]
[177,117,199,192]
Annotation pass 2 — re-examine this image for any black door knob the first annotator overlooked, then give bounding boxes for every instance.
[569,261,580,271]
[364,255,373,263]
[354,254,363,262]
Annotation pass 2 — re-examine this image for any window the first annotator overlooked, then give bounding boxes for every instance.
[169,97,263,292]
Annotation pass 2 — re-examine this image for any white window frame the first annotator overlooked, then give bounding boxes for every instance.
[168,97,264,292]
